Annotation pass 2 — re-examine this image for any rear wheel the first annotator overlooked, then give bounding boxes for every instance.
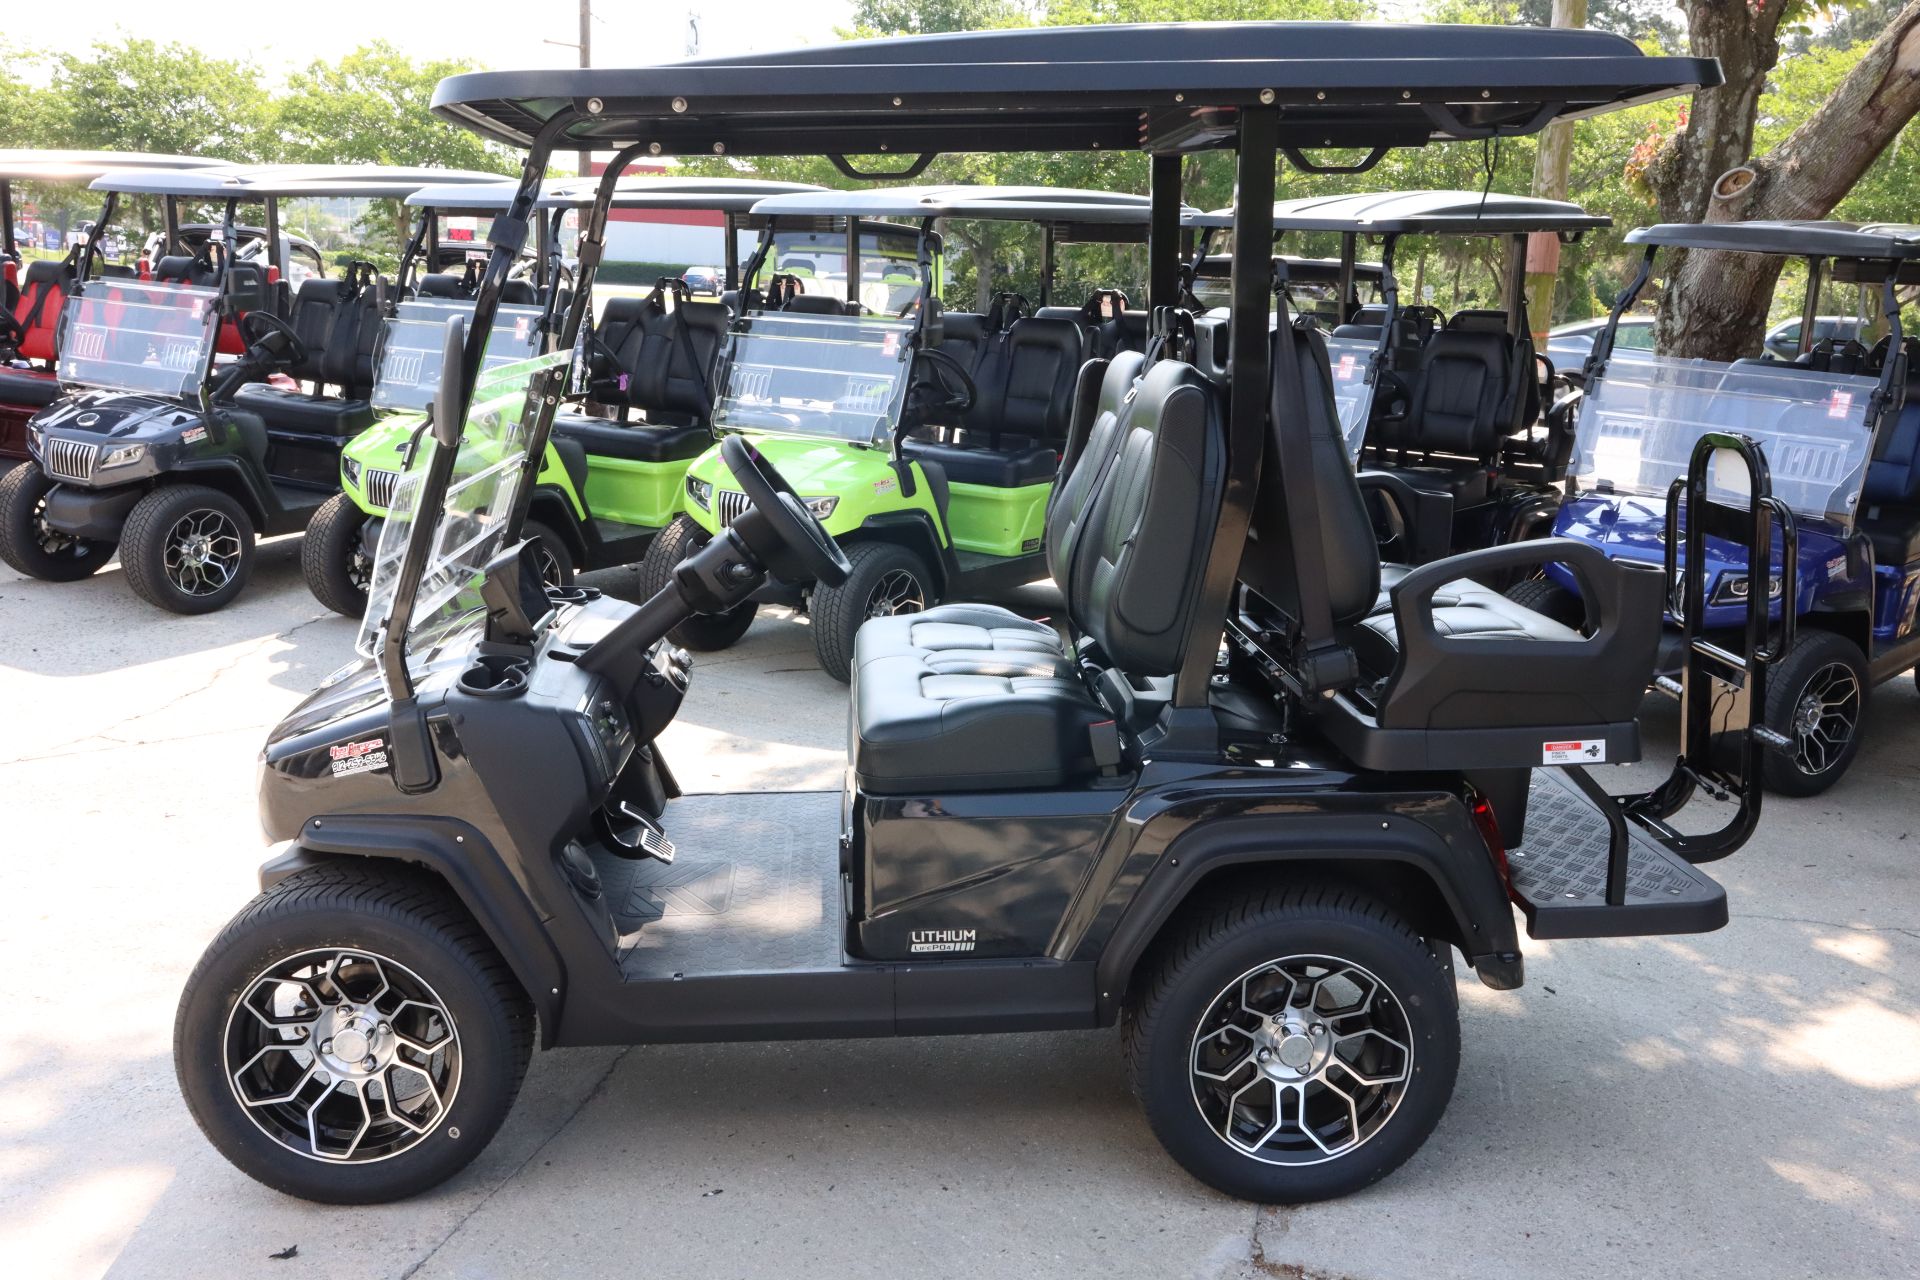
[1124,886,1459,1204]
[521,518,575,590]
[638,513,757,651]
[1503,576,1582,628]
[810,540,931,683]
[174,863,533,1204]
[0,463,117,581]
[302,493,375,618]
[122,484,255,614]
[1762,629,1868,796]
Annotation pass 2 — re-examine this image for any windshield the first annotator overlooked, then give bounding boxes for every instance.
[372,299,547,412]
[755,225,924,316]
[711,311,916,446]
[1321,333,1380,463]
[357,349,568,663]
[1574,353,1878,524]
[59,280,217,397]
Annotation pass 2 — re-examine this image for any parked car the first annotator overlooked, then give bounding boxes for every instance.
[1764,314,1863,361]
[681,264,721,295]
[1546,314,1654,372]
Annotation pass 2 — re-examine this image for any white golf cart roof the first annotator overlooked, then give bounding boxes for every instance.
[405,175,824,212]
[91,164,506,200]
[0,149,229,182]
[745,185,1165,226]
[1625,221,1920,261]
[1189,190,1608,235]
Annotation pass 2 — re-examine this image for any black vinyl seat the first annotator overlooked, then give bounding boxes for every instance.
[549,414,711,462]
[560,285,727,461]
[899,438,1057,487]
[852,353,1224,793]
[0,365,62,407]
[233,271,383,437]
[1363,310,1528,507]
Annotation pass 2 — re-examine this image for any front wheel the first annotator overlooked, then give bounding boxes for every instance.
[809,540,931,683]
[521,518,575,590]
[0,463,117,581]
[301,493,375,618]
[121,483,256,613]
[174,864,533,1204]
[1124,887,1459,1204]
[1763,629,1868,796]
[638,514,757,651]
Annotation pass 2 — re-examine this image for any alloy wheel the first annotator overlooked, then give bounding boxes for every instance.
[1791,661,1862,777]
[164,509,244,597]
[224,948,461,1164]
[864,567,925,619]
[31,490,81,558]
[1188,955,1413,1166]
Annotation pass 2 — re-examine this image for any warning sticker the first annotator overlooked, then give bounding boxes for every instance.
[1542,739,1606,765]
[328,737,389,777]
[1828,389,1854,419]
[1335,354,1358,381]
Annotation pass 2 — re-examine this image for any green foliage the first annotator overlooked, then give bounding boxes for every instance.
[275,43,514,174]
[49,37,269,159]
[845,0,1036,33]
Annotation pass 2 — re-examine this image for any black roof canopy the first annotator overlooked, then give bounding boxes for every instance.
[431,23,1719,157]
[1626,220,1920,262]
[1190,189,1609,235]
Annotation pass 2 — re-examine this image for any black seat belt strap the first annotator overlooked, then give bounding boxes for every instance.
[1271,281,1345,687]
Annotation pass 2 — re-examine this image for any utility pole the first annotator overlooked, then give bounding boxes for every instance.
[1525,0,1586,344]
[578,0,593,180]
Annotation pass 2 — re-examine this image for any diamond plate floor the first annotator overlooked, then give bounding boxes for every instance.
[594,790,844,980]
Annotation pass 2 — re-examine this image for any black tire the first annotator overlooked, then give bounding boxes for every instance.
[1503,576,1583,629]
[810,540,932,683]
[1762,629,1869,796]
[0,462,117,581]
[638,513,757,652]
[301,493,375,618]
[122,484,256,614]
[174,862,534,1205]
[1123,885,1460,1204]
[522,518,575,590]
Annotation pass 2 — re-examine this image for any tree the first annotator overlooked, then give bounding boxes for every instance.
[845,0,1035,33]
[50,38,270,160]
[1643,1,1920,359]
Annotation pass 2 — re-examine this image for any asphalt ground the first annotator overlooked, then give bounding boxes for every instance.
[1,535,1915,1280]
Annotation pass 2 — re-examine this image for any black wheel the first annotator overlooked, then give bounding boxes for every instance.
[521,518,575,590]
[1124,886,1459,1204]
[174,862,533,1204]
[122,484,256,614]
[0,462,117,581]
[1503,576,1582,629]
[301,493,376,618]
[809,540,931,683]
[1762,629,1868,796]
[638,513,757,651]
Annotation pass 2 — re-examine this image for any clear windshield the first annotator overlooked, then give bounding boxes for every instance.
[58,280,217,397]
[372,299,547,412]
[1574,353,1878,524]
[1321,333,1380,463]
[711,312,916,446]
[756,226,924,317]
[356,350,568,663]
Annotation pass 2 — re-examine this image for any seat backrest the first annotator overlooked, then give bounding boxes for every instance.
[934,311,987,371]
[1866,356,1920,506]
[1099,309,1150,359]
[11,258,74,362]
[783,293,853,315]
[1241,322,1382,629]
[283,278,350,384]
[1073,356,1227,676]
[499,279,538,305]
[1047,349,1144,589]
[416,273,467,299]
[1408,323,1513,456]
[980,316,1084,447]
[597,290,727,421]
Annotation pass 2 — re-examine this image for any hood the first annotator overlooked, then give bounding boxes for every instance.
[30,390,199,440]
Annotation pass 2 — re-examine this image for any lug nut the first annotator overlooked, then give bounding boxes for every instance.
[321,1039,334,1054]
[378,1022,391,1035]
[1257,1049,1272,1062]
[363,1056,378,1071]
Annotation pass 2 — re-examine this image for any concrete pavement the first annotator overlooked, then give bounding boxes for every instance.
[0,537,1914,1280]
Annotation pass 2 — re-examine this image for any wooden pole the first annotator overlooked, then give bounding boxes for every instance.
[1526,0,1587,343]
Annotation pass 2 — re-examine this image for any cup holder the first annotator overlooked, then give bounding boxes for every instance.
[458,654,531,699]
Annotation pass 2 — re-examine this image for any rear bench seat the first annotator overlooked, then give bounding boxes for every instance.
[549,283,727,462]
[0,259,76,407]
[901,313,1083,487]
[233,270,383,436]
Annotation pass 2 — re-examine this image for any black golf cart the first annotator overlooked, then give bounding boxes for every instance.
[0,163,499,611]
[1,150,230,464]
[175,22,1767,1207]
[1189,191,1608,566]
[1528,220,1920,794]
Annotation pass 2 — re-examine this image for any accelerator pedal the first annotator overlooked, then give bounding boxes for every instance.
[596,799,677,864]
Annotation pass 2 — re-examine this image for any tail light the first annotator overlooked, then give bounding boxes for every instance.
[1468,789,1512,898]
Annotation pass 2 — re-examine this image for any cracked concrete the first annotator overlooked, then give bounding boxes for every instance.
[0,543,1915,1280]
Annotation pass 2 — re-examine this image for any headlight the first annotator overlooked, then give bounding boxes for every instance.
[1709,571,1783,607]
[342,455,363,486]
[27,425,43,455]
[803,495,839,519]
[686,475,712,510]
[98,443,146,469]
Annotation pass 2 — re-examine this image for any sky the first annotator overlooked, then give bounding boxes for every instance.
[16,0,856,81]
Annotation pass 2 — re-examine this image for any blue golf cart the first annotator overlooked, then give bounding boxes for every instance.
[1520,220,1920,794]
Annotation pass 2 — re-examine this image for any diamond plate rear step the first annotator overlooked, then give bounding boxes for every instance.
[1508,768,1728,941]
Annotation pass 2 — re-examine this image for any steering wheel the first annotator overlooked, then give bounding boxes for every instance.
[240,310,309,369]
[720,434,851,586]
[915,347,977,415]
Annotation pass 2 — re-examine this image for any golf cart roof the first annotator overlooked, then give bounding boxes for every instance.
[1191,254,1388,284]
[431,23,1719,156]
[0,149,229,183]
[1625,220,1920,262]
[1188,190,1609,234]
[91,164,505,199]
[744,185,1162,226]
[406,175,823,212]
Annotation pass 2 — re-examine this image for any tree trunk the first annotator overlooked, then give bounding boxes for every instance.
[1525,0,1586,341]
[1650,1,1920,359]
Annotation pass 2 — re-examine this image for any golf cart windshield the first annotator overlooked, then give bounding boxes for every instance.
[58,279,217,397]
[1573,354,1877,524]
[755,225,925,316]
[356,349,569,662]
[1321,333,1379,462]
[710,311,917,446]
[372,298,547,412]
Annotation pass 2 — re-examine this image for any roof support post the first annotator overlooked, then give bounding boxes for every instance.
[2,182,15,260]
[1170,106,1275,712]
[1799,256,1824,357]
[264,194,283,282]
[1337,232,1357,323]
[1041,224,1056,307]
[1148,152,1182,312]
[1503,232,1528,334]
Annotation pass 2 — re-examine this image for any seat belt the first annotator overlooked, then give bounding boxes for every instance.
[665,278,713,418]
[1270,281,1351,692]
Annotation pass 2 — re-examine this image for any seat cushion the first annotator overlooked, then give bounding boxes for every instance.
[1864,505,1920,568]
[1348,580,1582,677]
[0,365,62,408]
[233,384,375,437]
[901,438,1057,488]
[851,651,1106,793]
[550,412,710,463]
[853,605,1068,680]
[1373,462,1492,508]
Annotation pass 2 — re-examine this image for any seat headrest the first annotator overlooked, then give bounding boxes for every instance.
[416,274,466,298]
[153,255,199,283]
[1034,305,1086,324]
[21,259,69,287]
[1447,309,1509,334]
[783,293,850,315]
[499,279,538,305]
[1006,315,1084,354]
